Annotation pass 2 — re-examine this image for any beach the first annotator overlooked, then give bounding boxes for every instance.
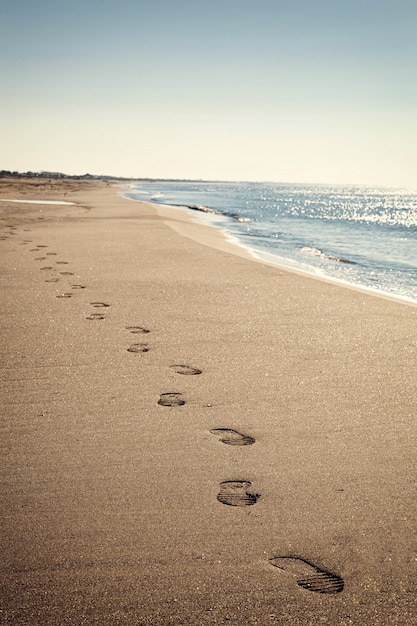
[1,178,417,625]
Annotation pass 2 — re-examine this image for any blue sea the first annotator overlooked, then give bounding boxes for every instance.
[126,181,417,305]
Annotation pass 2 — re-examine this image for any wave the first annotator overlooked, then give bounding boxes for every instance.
[301,246,356,265]
[161,202,253,223]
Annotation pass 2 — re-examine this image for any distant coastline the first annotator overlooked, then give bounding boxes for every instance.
[0,170,232,185]
[0,169,137,182]
[2,170,415,192]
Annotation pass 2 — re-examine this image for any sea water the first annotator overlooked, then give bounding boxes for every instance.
[127,181,417,304]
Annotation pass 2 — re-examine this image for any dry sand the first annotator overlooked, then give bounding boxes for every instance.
[1,178,417,625]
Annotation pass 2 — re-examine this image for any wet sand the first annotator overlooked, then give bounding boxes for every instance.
[1,178,417,625]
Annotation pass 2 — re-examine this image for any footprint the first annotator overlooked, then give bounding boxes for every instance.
[46,252,58,256]
[269,556,344,594]
[217,480,259,506]
[170,364,202,375]
[34,256,47,261]
[56,293,73,298]
[158,392,185,407]
[60,271,75,276]
[91,302,110,308]
[86,313,105,320]
[210,428,255,446]
[126,326,150,334]
[45,278,60,283]
[37,245,48,248]
[127,343,149,353]
[40,266,54,270]
[56,261,69,265]
[71,284,85,289]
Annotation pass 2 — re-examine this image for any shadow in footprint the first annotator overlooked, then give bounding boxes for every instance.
[91,302,110,308]
[126,326,150,334]
[211,428,255,446]
[217,480,259,506]
[127,343,149,353]
[158,392,185,407]
[170,364,202,376]
[269,556,344,594]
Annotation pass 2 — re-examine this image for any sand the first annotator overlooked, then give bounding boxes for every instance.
[1,178,417,625]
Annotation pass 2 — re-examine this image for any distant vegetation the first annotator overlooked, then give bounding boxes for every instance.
[0,170,132,181]
[0,170,211,183]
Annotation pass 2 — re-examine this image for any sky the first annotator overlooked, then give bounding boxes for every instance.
[1,0,416,187]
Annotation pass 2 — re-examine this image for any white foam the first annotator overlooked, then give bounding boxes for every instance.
[0,199,76,205]
[246,245,417,306]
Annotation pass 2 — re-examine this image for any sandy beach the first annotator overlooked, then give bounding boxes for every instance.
[1,178,417,625]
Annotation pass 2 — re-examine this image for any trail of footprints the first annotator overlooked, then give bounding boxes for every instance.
[17,228,344,597]
[147,311,343,594]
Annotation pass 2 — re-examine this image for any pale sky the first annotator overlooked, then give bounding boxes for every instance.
[1,0,416,187]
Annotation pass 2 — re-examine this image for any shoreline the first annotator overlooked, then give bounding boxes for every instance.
[125,192,417,309]
[6,180,414,309]
[2,178,417,624]
[3,182,417,308]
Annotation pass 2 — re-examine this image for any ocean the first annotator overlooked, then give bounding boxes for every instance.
[126,181,417,305]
